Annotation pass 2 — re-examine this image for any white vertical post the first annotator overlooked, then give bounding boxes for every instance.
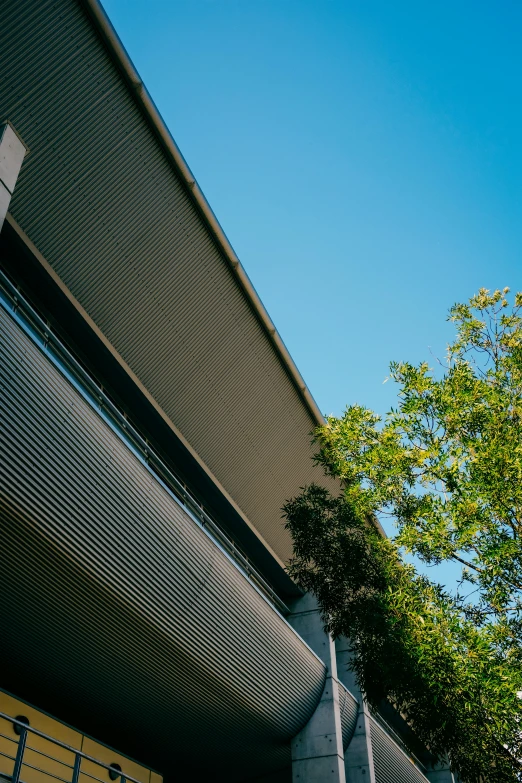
[335,637,376,783]
[0,123,27,229]
[289,594,346,783]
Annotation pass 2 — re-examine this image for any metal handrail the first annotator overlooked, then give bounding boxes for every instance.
[11,758,72,783]
[4,742,73,771]
[0,713,146,783]
[0,268,289,616]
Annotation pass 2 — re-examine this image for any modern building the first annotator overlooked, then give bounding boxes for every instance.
[0,1,454,781]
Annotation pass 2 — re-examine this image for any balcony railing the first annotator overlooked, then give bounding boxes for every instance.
[0,714,147,783]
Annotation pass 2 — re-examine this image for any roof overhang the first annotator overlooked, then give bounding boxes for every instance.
[0,0,340,568]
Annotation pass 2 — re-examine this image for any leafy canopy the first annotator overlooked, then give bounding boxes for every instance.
[283,288,522,783]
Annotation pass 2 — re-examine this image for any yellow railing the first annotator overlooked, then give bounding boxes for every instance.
[0,697,160,783]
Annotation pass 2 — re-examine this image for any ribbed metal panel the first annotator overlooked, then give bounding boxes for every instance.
[338,684,359,750]
[0,305,325,781]
[0,0,339,564]
[370,718,429,783]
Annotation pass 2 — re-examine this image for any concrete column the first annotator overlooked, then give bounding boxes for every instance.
[426,760,454,783]
[335,637,375,783]
[0,123,27,229]
[289,594,345,783]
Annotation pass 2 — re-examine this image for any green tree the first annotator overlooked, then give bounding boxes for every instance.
[283,288,522,783]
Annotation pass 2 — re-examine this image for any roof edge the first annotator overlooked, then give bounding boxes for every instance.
[79,0,325,429]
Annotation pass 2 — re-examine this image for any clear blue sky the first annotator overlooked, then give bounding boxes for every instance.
[104,0,521,581]
[104,0,522,419]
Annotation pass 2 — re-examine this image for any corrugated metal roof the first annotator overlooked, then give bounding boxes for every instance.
[0,302,325,781]
[0,0,339,565]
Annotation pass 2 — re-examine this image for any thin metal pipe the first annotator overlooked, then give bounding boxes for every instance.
[16,744,74,769]
[11,727,26,783]
[71,754,81,783]
[15,759,72,783]
[79,0,325,431]
[77,768,112,783]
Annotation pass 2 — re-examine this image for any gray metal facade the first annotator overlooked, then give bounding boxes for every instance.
[0,303,324,781]
[0,0,338,566]
[339,685,359,750]
[0,1,445,780]
[370,719,430,783]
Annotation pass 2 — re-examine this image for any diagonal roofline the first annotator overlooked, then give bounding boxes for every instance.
[80,0,326,429]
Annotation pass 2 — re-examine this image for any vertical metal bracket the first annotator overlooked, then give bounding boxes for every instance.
[72,753,82,783]
[12,726,27,783]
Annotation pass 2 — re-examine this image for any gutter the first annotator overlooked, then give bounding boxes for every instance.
[80,0,325,429]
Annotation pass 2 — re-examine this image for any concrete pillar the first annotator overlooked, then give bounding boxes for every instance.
[335,637,375,783]
[289,594,345,783]
[0,123,27,230]
[426,760,454,783]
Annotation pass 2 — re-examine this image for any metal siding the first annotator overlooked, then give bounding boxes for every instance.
[339,684,359,750]
[370,719,429,783]
[0,0,339,565]
[0,306,325,781]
